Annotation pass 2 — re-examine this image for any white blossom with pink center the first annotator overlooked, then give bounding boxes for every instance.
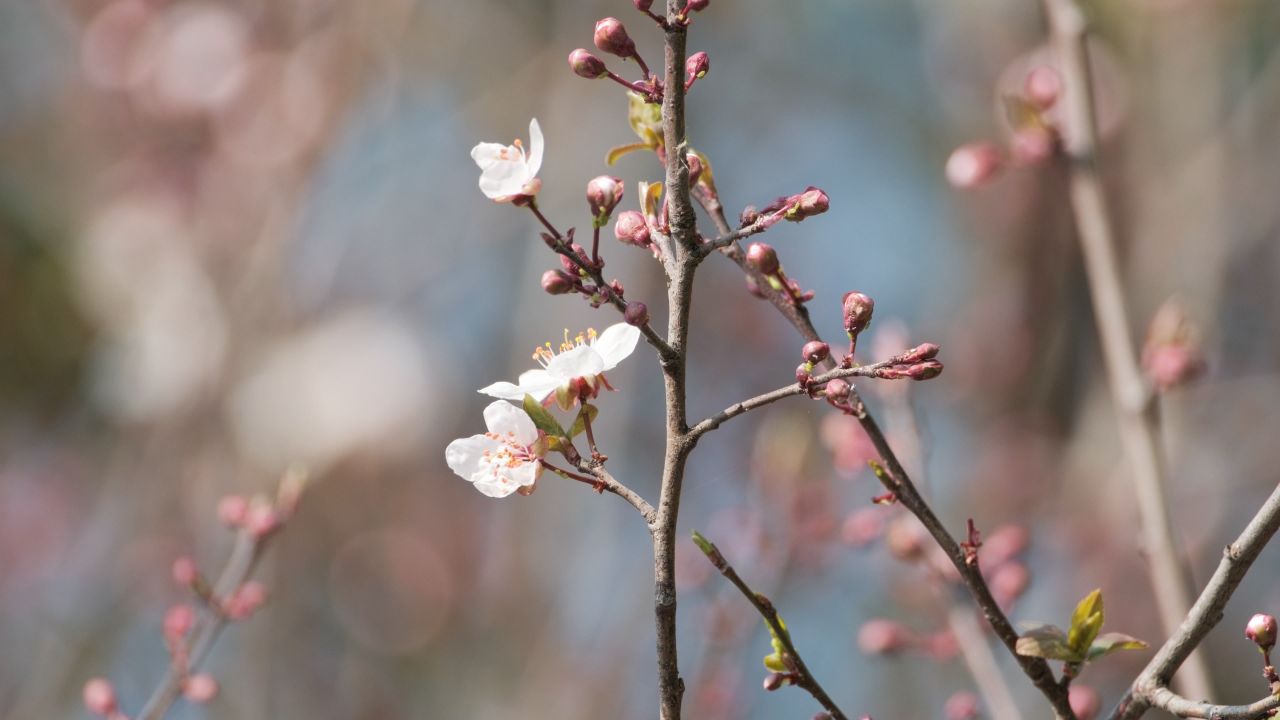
[479,323,639,409]
[445,401,545,498]
[470,118,544,201]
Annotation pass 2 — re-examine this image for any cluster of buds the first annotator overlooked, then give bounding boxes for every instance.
[84,469,307,719]
[1141,299,1205,393]
[745,242,814,306]
[569,17,662,102]
[945,64,1064,189]
[540,231,629,310]
[865,342,944,381]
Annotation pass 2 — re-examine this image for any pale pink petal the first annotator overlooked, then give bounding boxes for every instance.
[592,323,640,370]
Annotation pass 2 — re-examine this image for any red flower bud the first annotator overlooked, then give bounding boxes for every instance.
[795,363,812,387]
[541,269,576,295]
[83,679,118,716]
[624,301,650,327]
[906,360,943,381]
[685,51,709,84]
[587,175,624,222]
[684,0,710,13]
[614,210,651,248]
[841,291,874,338]
[1247,613,1277,651]
[634,0,654,10]
[788,186,829,220]
[568,48,608,79]
[946,142,1004,188]
[745,242,779,275]
[897,342,940,364]
[824,378,851,402]
[801,341,829,364]
[594,17,636,59]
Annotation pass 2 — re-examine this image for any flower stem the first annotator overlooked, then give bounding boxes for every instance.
[526,200,561,240]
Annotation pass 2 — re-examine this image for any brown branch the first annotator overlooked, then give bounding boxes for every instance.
[560,457,659,527]
[1110,481,1280,720]
[691,531,849,720]
[1043,0,1213,699]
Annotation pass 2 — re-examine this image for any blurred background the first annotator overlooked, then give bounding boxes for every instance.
[2,0,1280,718]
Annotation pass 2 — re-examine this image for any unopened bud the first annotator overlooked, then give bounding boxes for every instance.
[614,210,651,248]
[1024,65,1062,109]
[83,678,118,716]
[1247,613,1277,651]
[245,501,279,539]
[164,603,195,642]
[633,0,654,10]
[796,364,812,387]
[569,48,608,79]
[541,269,576,295]
[183,674,220,703]
[907,360,943,381]
[685,51,709,84]
[801,341,829,364]
[684,152,703,186]
[857,618,909,655]
[594,17,636,59]
[216,494,248,527]
[684,0,710,13]
[762,672,786,691]
[825,378,851,402]
[1142,300,1205,392]
[739,205,759,227]
[1069,685,1101,720]
[172,556,199,586]
[745,242,779,275]
[897,342,940,364]
[812,714,834,720]
[842,291,874,338]
[624,302,650,326]
[560,243,590,274]
[945,142,1004,188]
[788,186,829,220]
[587,175,624,223]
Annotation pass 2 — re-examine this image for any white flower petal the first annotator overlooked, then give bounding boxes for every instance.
[526,118,544,179]
[478,160,528,200]
[482,400,538,446]
[471,142,512,170]
[545,344,604,381]
[592,323,641,371]
[445,434,501,481]
[513,368,561,401]
[477,380,526,401]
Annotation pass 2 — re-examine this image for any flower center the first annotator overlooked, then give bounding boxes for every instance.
[531,327,599,367]
[479,431,535,485]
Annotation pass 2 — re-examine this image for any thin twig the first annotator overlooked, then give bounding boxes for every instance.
[691,532,849,720]
[1109,481,1280,720]
[1042,0,1213,699]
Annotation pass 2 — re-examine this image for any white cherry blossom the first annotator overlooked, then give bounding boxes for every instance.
[470,118,544,202]
[445,401,545,498]
[479,323,640,409]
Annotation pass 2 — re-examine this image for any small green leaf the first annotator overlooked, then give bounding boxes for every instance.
[638,181,663,219]
[1068,589,1105,656]
[606,142,651,166]
[522,394,566,438]
[626,91,663,147]
[690,530,714,556]
[569,403,599,438]
[1015,623,1080,662]
[1087,632,1148,661]
[763,651,787,672]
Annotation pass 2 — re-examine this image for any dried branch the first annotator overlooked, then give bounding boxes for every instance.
[1110,481,1280,720]
[1042,0,1213,698]
[692,531,849,720]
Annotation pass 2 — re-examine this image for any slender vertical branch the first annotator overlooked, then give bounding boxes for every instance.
[1043,0,1213,700]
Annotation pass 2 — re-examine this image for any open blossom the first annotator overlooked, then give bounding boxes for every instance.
[479,323,640,409]
[445,401,546,498]
[470,118,544,202]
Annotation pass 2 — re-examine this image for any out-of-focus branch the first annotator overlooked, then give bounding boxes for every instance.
[946,603,1022,720]
[1042,0,1213,699]
[691,532,849,720]
[1110,482,1280,720]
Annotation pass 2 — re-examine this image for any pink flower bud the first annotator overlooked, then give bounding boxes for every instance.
[945,691,981,720]
[541,270,576,295]
[164,604,195,642]
[906,360,943,381]
[587,175,624,221]
[172,556,199,587]
[1010,127,1056,164]
[1142,300,1205,392]
[739,205,759,227]
[216,494,248,527]
[1069,685,1101,720]
[762,672,786,691]
[812,714,833,720]
[685,51,709,82]
[624,302,650,327]
[745,274,767,299]
[857,618,909,655]
[841,291,874,339]
[945,142,1004,188]
[1247,613,1278,651]
[801,341,829,365]
[559,243,590,274]
[83,678,118,716]
[593,17,636,59]
[684,0,710,13]
[183,673,219,703]
[897,343,940,364]
[824,378,851,402]
[569,49,607,80]
[634,0,654,11]
[245,503,279,539]
[989,562,1030,605]
[685,152,703,186]
[225,581,268,620]
[788,186,829,220]
[614,210,651,248]
[1024,65,1062,109]
[745,242,779,275]
[795,364,812,387]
